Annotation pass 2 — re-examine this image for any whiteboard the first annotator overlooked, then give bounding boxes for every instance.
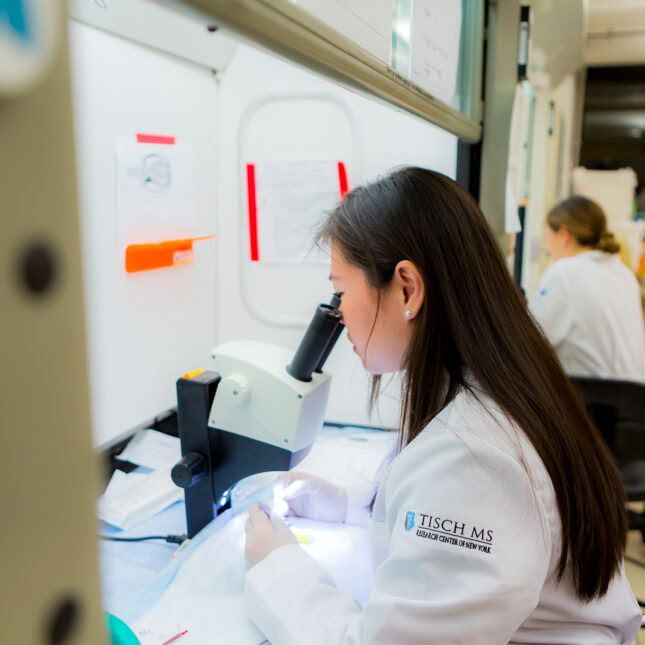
[409,0,462,104]
[292,0,393,63]
[68,21,219,447]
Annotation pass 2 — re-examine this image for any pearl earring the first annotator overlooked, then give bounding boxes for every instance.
[405,309,412,318]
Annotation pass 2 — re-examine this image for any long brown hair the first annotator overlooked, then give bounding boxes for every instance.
[319,167,626,601]
[547,195,620,254]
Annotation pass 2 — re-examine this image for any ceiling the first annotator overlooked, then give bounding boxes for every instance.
[584,0,645,66]
[580,66,645,188]
[579,2,645,187]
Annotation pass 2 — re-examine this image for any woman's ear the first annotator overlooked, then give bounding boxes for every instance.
[393,260,425,320]
[558,225,573,246]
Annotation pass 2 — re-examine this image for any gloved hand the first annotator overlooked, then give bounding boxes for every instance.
[273,472,348,523]
[245,503,298,568]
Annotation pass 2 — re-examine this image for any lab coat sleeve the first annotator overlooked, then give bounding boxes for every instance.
[529,264,573,347]
[345,483,375,526]
[244,430,552,645]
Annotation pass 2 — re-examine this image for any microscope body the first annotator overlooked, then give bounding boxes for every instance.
[210,341,331,453]
[172,300,343,537]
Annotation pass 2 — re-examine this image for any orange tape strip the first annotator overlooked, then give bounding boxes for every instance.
[125,235,216,273]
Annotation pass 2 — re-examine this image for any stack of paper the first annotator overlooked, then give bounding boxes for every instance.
[115,428,182,470]
[97,429,183,530]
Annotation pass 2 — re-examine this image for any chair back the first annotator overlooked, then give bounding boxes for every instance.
[571,376,645,499]
[570,376,645,459]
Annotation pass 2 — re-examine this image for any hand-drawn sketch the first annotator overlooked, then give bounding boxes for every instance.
[115,136,196,248]
[127,154,172,193]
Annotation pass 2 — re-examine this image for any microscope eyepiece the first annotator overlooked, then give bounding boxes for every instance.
[329,292,342,309]
[287,302,343,382]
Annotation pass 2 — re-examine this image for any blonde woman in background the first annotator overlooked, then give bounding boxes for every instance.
[530,195,645,382]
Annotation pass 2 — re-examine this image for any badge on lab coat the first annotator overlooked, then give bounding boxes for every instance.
[405,511,415,531]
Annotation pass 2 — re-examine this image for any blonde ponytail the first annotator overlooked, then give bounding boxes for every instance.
[547,196,620,254]
[596,231,620,254]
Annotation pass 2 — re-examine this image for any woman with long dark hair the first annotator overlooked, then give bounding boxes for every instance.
[530,195,645,381]
[244,168,640,643]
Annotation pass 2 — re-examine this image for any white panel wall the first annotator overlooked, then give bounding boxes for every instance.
[68,0,237,70]
[216,44,458,428]
[68,20,458,446]
[68,22,219,447]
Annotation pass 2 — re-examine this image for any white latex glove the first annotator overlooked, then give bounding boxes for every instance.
[245,503,298,567]
[273,472,348,523]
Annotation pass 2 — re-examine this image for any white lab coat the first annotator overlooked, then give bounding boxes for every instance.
[244,386,641,644]
[529,250,645,382]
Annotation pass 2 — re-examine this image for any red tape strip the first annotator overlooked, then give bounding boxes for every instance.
[338,161,349,198]
[136,133,176,145]
[246,164,259,262]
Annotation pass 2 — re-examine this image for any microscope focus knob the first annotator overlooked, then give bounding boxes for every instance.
[219,373,250,407]
[171,452,207,489]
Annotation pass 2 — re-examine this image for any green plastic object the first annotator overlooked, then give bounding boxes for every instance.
[105,612,141,645]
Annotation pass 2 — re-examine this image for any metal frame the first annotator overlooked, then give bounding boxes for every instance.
[2,1,105,641]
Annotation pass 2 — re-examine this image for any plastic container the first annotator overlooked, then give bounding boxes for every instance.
[106,612,140,645]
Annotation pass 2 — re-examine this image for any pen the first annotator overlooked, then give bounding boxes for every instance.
[257,502,272,518]
[170,538,191,560]
[161,629,188,645]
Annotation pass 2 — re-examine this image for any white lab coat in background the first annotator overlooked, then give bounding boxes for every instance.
[529,250,645,382]
[245,387,641,644]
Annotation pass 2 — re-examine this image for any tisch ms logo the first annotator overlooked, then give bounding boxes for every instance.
[405,510,494,554]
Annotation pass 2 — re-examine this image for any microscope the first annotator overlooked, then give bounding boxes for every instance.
[171,295,344,537]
